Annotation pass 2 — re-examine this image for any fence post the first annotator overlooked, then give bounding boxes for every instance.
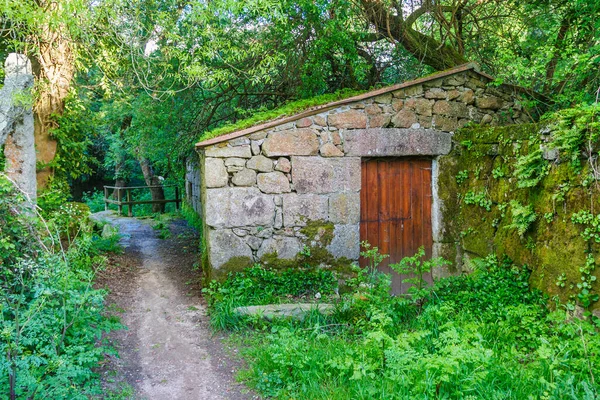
[175,186,180,210]
[117,188,122,216]
[104,186,108,211]
[127,188,132,217]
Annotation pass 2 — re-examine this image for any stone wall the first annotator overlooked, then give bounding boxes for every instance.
[197,69,530,280]
[185,158,202,213]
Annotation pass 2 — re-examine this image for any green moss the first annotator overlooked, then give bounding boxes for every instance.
[454,123,540,144]
[258,251,297,270]
[199,88,365,142]
[212,256,254,282]
[300,220,335,247]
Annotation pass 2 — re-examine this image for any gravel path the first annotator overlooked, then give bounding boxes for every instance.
[95,212,252,400]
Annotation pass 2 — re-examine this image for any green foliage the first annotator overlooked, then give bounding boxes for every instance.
[224,252,599,399]
[455,170,469,184]
[0,175,121,398]
[82,190,106,213]
[390,246,449,301]
[513,141,550,188]
[507,200,538,237]
[203,265,337,330]
[463,190,492,211]
[572,210,600,243]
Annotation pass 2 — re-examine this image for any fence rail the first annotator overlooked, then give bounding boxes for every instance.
[103,185,181,216]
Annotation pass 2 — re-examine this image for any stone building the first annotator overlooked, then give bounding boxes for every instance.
[193,63,536,289]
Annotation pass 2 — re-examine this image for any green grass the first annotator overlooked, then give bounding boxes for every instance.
[198,88,365,142]
[207,255,600,399]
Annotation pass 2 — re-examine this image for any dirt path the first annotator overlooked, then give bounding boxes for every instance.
[95,212,252,400]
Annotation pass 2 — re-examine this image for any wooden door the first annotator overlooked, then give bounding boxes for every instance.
[359,158,433,294]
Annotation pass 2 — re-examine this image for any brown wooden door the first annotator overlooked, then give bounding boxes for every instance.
[360,158,433,294]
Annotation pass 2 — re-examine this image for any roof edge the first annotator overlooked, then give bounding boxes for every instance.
[195,62,486,149]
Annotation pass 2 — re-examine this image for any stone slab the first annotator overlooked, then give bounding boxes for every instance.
[262,128,319,157]
[204,157,228,188]
[327,224,360,260]
[205,187,275,228]
[344,128,451,157]
[234,303,334,320]
[292,156,361,194]
[207,229,253,270]
[257,236,302,260]
[282,193,329,227]
[205,145,252,158]
[329,192,360,224]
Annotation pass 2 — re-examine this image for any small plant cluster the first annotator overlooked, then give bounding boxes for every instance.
[0,174,122,399]
[208,246,599,399]
[463,189,492,211]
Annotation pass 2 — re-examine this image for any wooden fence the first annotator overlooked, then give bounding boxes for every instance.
[103,185,181,216]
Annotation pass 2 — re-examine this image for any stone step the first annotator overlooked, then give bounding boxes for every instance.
[233,303,334,320]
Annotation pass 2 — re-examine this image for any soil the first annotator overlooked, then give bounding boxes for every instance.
[94,212,254,400]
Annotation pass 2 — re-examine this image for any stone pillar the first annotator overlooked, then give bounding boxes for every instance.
[0,53,36,202]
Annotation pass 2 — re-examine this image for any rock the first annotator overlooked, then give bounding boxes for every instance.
[229,137,250,146]
[475,96,504,110]
[459,89,475,104]
[329,192,360,224]
[257,171,291,193]
[481,114,493,124]
[251,141,261,155]
[232,228,248,237]
[207,229,253,270]
[344,128,452,157]
[274,208,283,229]
[369,114,391,128]
[394,84,423,98]
[405,98,433,116]
[365,104,382,115]
[447,89,460,100]
[445,75,466,86]
[331,131,342,145]
[432,115,459,132]
[327,224,360,260]
[262,128,320,156]
[232,168,257,186]
[246,236,263,251]
[275,157,291,173]
[204,158,228,188]
[424,88,447,99]
[101,224,119,238]
[295,117,313,128]
[432,100,469,118]
[205,187,275,228]
[542,145,559,161]
[224,157,246,168]
[391,109,417,128]
[234,303,334,320]
[392,99,404,111]
[205,144,252,158]
[282,193,328,227]
[246,155,274,172]
[292,156,361,194]
[328,110,368,129]
[320,142,344,157]
[374,93,392,104]
[249,131,267,140]
[313,115,327,126]
[257,236,302,260]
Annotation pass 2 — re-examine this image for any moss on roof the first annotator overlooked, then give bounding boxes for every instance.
[199,88,365,141]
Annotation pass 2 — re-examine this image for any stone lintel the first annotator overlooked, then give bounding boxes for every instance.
[344,128,451,157]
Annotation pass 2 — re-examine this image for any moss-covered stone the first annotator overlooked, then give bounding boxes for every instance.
[211,256,254,282]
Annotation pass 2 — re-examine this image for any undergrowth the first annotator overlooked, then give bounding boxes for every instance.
[0,174,123,399]
[206,247,600,399]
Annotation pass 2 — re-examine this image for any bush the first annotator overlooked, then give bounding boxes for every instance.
[210,248,600,399]
[0,174,122,398]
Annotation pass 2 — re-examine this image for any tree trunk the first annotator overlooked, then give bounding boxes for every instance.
[139,158,165,213]
[32,1,75,189]
[359,0,468,71]
[0,54,37,203]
